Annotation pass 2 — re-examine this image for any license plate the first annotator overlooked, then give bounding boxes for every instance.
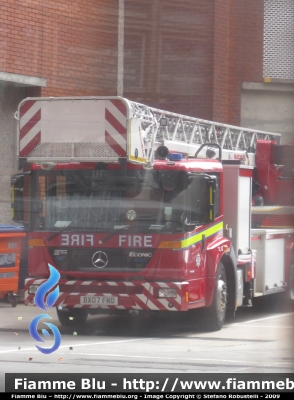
[80,296,118,305]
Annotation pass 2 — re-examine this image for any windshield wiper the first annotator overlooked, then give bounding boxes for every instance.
[100,225,129,244]
[46,225,110,241]
[46,222,74,241]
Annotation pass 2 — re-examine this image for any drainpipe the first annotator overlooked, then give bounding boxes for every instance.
[117,0,124,97]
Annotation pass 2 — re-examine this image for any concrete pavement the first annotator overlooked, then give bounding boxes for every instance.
[0,296,57,332]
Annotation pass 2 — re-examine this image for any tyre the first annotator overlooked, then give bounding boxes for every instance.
[10,295,18,308]
[200,262,228,331]
[7,293,18,307]
[56,308,88,327]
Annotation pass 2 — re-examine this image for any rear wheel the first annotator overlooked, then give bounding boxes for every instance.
[200,262,227,331]
[56,308,88,327]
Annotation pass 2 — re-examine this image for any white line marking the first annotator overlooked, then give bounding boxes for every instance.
[231,325,294,329]
[0,337,151,354]
[231,312,294,326]
[57,352,293,366]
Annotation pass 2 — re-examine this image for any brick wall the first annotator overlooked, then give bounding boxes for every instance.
[0,0,118,96]
[0,0,266,127]
[213,0,264,124]
[212,0,245,125]
[124,0,264,126]
[0,0,118,223]
[124,0,215,120]
[242,0,264,82]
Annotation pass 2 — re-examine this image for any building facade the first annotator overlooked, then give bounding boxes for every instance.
[0,0,118,222]
[0,0,293,222]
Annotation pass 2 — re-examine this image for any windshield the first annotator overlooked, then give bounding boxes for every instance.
[32,168,188,233]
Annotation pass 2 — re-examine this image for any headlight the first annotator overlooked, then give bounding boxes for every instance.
[28,284,39,294]
[158,288,177,298]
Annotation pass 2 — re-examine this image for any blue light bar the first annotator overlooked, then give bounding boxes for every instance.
[169,153,182,161]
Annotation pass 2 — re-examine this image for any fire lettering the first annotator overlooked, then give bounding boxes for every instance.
[60,234,94,246]
[118,235,152,247]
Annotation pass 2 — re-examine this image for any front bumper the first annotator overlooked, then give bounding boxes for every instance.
[24,278,189,311]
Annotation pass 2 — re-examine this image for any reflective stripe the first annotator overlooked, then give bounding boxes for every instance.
[180,221,223,249]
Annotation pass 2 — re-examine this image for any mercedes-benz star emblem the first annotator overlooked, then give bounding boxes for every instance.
[92,251,108,269]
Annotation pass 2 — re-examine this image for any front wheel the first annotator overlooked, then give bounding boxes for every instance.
[7,293,18,307]
[56,308,88,327]
[200,262,227,331]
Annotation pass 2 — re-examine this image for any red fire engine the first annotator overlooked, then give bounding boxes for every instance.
[12,97,294,331]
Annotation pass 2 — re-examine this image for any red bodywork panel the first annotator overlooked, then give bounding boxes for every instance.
[26,221,227,311]
[255,140,294,206]
[25,158,230,312]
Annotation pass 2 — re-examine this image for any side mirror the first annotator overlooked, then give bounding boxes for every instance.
[189,174,217,225]
[195,143,222,160]
[181,213,196,232]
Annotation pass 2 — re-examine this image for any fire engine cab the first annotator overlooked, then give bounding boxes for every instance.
[11,96,294,331]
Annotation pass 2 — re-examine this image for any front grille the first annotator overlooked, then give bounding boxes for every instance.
[49,247,154,273]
